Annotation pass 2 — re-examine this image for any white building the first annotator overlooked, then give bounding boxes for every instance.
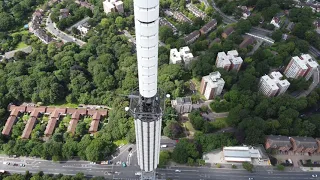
[103,0,124,15]
[284,54,319,80]
[270,17,281,28]
[259,72,290,97]
[216,50,243,72]
[169,46,194,65]
[77,25,89,36]
[169,49,182,64]
[200,72,225,100]
[223,146,266,163]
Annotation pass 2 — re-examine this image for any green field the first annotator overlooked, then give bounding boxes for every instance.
[16,42,28,49]
[210,117,228,129]
[114,139,128,146]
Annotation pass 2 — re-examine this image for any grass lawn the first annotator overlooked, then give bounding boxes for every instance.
[15,42,28,49]
[47,102,79,108]
[114,139,128,146]
[210,117,228,129]
[183,121,196,137]
[11,30,29,36]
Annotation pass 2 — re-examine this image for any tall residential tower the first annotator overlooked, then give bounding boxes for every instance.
[127,0,162,179]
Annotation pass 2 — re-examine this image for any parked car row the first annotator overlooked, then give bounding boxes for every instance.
[3,162,25,167]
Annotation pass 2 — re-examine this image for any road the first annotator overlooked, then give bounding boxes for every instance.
[298,67,320,98]
[46,14,86,47]
[1,155,319,180]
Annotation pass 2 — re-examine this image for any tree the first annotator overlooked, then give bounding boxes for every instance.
[163,120,183,139]
[276,164,285,171]
[62,140,78,159]
[272,30,283,42]
[172,139,199,164]
[159,26,174,43]
[158,151,171,168]
[0,12,14,31]
[115,16,125,29]
[242,162,254,172]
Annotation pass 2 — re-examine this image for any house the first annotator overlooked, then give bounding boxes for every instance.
[171,97,192,114]
[239,36,255,49]
[186,4,206,19]
[88,109,108,133]
[44,108,66,136]
[173,11,192,23]
[265,135,292,152]
[238,6,251,19]
[184,30,200,44]
[270,17,281,29]
[34,29,53,44]
[2,106,26,135]
[159,18,178,34]
[21,109,40,139]
[60,9,70,19]
[77,25,89,36]
[67,108,88,134]
[286,22,295,32]
[200,19,217,35]
[222,27,234,39]
[290,136,318,154]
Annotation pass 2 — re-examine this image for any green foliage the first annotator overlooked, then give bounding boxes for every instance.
[242,162,254,172]
[163,120,183,139]
[276,164,285,171]
[159,151,171,168]
[210,100,231,113]
[172,138,199,164]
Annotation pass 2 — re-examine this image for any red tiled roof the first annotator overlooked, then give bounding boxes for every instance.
[44,117,58,136]
[2,116,17,135]
[66,108,77,114]
[21,116,37,139]
[223,27,234,36]
[37,106,47,113]
[10,108,19,117]
[9,105,26,112]
[56,108,66,114]
[46,107,56,113]
[30,110,39,117]
[89,120,100,133]
[87,109,96,116]
[97,109,108,116]
[51,110,60,118]
[71,111,80,120]
[77,108,87,115]
[92,112,101,120]
[26,106,35,113]
[67,119,79,134]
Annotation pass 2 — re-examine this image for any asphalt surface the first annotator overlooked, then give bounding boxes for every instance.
[46,14,86,47]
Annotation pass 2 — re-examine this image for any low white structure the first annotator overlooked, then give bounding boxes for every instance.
[77,25,89,36]
[223,146,265,163]
[169,46,194,65]
[200,72,225,100]
[270,17,281,28]
[216,50,243,72]
[259,72,290,97]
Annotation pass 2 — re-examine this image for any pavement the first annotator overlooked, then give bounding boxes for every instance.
[46,14,86,47]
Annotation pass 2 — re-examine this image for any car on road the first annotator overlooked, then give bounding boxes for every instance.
[135,172,141,176]
[312,174,318,177]
[122,162,127,167]
[13,163,18,166]
[106,171,113,175]
[248,178,254,180]
[19,164,25,167]
[175,170,181,172]
[2,162,7,165]
[128,147,132,152]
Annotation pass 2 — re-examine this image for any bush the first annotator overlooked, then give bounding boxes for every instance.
[276,164,285,171]
[242,162,254,172]
[232,164,237,169]
[216,163,221,168]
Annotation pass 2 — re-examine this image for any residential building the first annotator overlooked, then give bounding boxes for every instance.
[259,72,290,97]
[170,46,194,65]
[265,135,292,152]
[270,17,281,28]
[290,136,318,154]
[173,11,192,23]
[222,27,234,39]
[171,97,192,114]
[314,19,320,34]
[200,19,217,35]
[114,1,124,13]
[239,36,255,49]
[45,108,66,136]
[179,46,194,65]
[186,4,206,19]
[60,9,70,19]
[184,30,200,44]
[169,48,182,64]
[216,50,243,72]
[200,72,225,100]
[34,29,53,44]
[75,0,94,11]
[159,18,178,33]
[284,54,319,80]
[103,0,116,14]
[2,106,26,136]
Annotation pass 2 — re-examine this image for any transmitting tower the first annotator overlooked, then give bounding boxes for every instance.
[125,0,163,178]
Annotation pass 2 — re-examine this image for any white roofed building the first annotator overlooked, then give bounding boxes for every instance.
[216,50,243,72]
[103,0,123,15]
[284,54,319,80]
[170,49,182,64]
[200,72,225,100]
[169,46,194,66]
[259,72,290,97]
[223,146,267,163]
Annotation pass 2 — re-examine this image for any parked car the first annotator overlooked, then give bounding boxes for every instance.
[175,170,181,172]
[122,162,127,167]
[312,174,317,177]
[135,172,141,176]
[128,147,132,152]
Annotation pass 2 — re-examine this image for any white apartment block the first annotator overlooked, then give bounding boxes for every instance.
[103,0,123,15]
[169,46,194,65]
[216,50,243,72]
[259,71,290,97]
[200,72,225,100]
[284,54,319,80]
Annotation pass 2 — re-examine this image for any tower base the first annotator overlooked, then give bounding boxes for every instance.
[140,171,156,180]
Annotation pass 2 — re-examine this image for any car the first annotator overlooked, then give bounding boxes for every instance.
[122,162,127,167]
[13,163,18,166]
[19,164,25,167]
[312,174,318,177]
[128,147,133,152]
[89,162,96,164]
[248,178,254,180]
[106,171,113,175]
[175,170,181,172]
[2,162,7,165]
[7,162,10,165]
[135,172,141,176]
